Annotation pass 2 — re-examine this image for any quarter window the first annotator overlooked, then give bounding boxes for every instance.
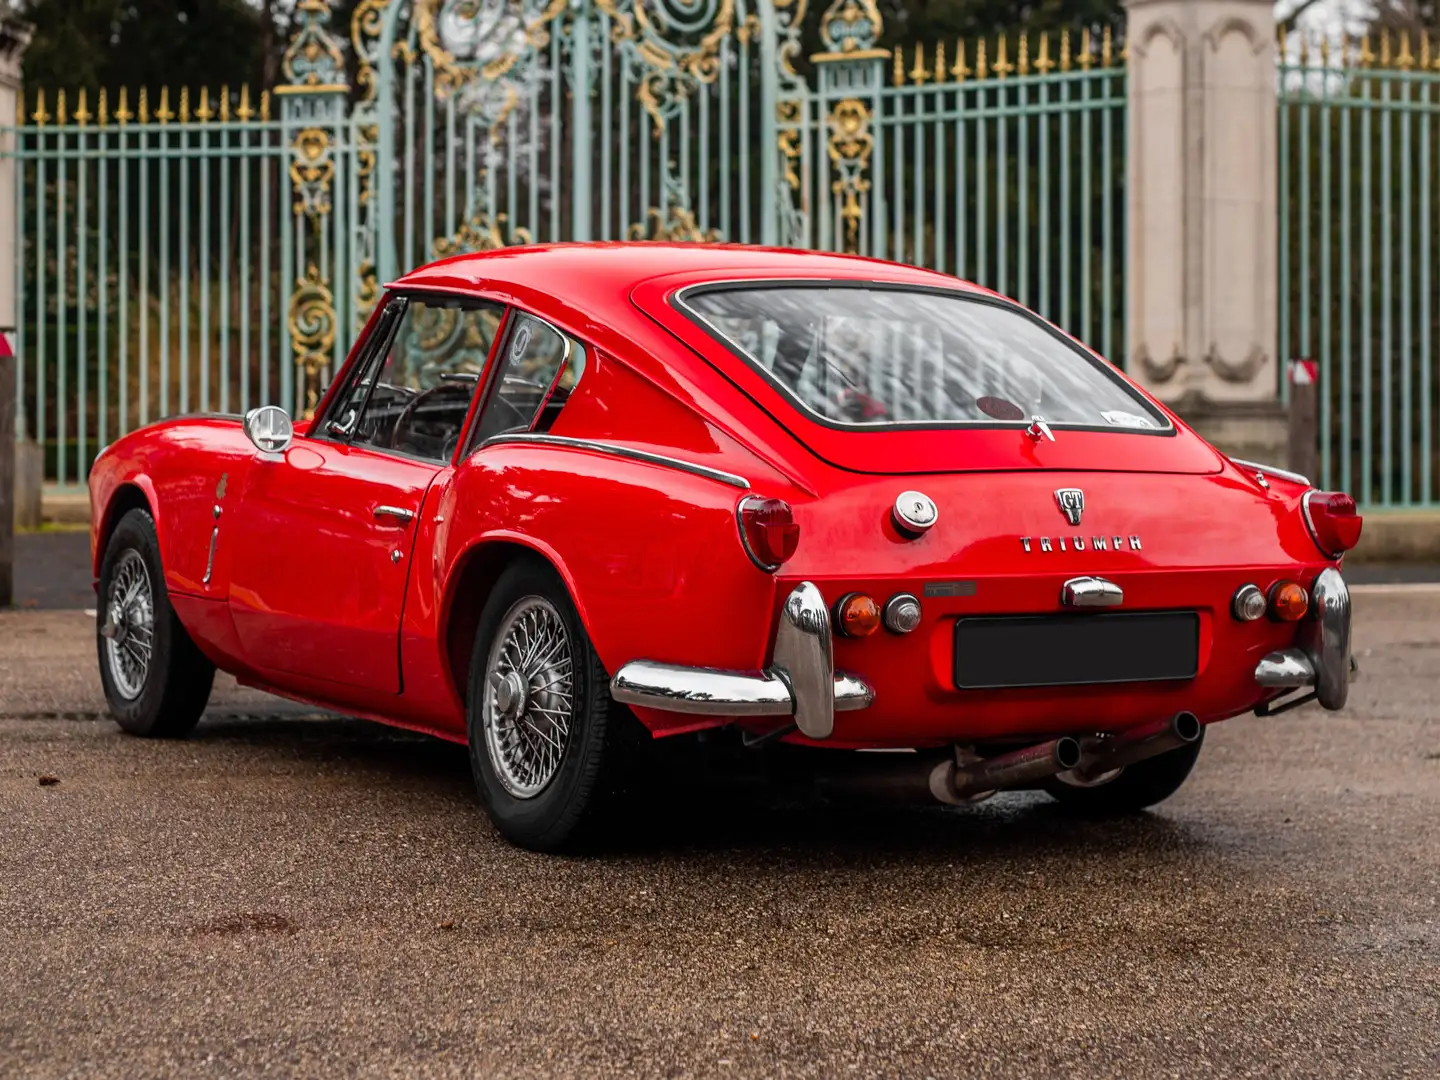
[469,313,585,446]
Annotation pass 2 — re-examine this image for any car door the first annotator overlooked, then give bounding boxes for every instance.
[226,293,507,693]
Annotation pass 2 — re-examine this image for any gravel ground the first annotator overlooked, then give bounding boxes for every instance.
[1,594,1437,1078]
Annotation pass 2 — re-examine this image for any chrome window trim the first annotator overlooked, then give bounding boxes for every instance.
[478,433,751,490]
[672,278,1175,435]
[1232,458,1312,488]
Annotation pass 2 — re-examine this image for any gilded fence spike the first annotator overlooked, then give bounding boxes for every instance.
[893,49,904,86]
[935,41,945,82]
[1398,32,1414,69]
[138,87,149,123]
[155,87,173,124]
[115,87,131,124]
[73,88,90,127]
[976,37,987,80]
[1359,34,1374,68]
[179,87,190,123]
[236,84,254,121]
[1380,30,1391,68]
[196,86,213,121]
[31,88,47,126]
[97,88,108,126]
[1319,36,1330,66]
[15,88,22,126]
[259,90,271,121]
[1060,28,1071,72]
[1035,32,1054,74]
[1298,34,1309,67]
[56,89,66,125]
[1019,32,1030,76]
[994,33,1013,78]
[1102,26,1112,67]
[219,86,230,122]
[1078,27,1094,69]
[910,43,929,84]
[951,39,970,81]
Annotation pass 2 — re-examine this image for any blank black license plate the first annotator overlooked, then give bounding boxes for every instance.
[953,612,1200,690]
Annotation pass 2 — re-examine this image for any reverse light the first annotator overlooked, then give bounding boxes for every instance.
[834,593,881,637]
[883,593,923,634]
[1268,581,1309,622]
[737,496,799,571]
[1232,584,1267,622]
[1303,491,1364,558]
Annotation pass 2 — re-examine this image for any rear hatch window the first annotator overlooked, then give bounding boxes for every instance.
[660,281,1220,476]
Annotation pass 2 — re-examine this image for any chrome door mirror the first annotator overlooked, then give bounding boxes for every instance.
[243,405,294,454]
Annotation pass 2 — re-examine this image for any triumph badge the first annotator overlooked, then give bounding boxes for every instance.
[1054,488,1085,527]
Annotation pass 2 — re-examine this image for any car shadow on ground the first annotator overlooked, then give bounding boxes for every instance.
[185,711,1210,865]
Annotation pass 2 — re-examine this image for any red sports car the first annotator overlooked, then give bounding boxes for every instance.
[89,245,1362,850]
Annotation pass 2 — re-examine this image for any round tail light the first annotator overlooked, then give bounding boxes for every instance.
[834,593,881,637]
[737,496,799,571]
[1232,584,1267,622]
[1303,491,1363,558]
[1269,581,1309,622]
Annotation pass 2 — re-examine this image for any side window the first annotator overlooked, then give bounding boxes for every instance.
[469,313,585,447]
[345,295,506,463]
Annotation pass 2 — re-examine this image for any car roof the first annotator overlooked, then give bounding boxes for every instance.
[388,242,986,316]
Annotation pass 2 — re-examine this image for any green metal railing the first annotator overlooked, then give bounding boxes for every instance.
[13,88,295,487]
[7,0,1129,484]
[1279,35,1440,508]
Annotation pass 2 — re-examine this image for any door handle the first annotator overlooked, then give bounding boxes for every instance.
[373,505,416,524]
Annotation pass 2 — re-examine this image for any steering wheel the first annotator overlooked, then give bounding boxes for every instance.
[385,377,475,457]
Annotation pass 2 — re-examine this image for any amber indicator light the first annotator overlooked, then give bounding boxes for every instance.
[1268,581,1309,622]
[835,593,881,637]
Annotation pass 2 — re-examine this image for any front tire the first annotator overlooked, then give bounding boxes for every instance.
[465,557,627,851]
[96,508,215,737]
[1042,729,1205,815]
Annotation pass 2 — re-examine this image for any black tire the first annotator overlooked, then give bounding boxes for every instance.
[96,508,215,738]
[1041,729,1205,816]
[465,556,630,851]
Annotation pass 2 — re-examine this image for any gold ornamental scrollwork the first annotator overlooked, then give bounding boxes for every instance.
[290,263,337,413]
[595,0,736,133]
[628,205,722,244]
[827,98,873,253]
[289,127,336,218]
[282,0,349,88]
[416,0,568,101]
[432,210,535,257]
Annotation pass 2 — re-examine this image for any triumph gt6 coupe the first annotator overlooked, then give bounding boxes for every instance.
[89,244,1362,850]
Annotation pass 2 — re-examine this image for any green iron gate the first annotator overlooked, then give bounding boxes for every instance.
[8,0,1127,485]
[1279,34,1440,507]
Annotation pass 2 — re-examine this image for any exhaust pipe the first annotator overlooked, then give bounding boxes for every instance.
[1070,711,1201,783]
[929,736,1082,806]
[802,714,1200,807]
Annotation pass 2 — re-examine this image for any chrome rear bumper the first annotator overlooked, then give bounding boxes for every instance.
[609,581,873,739]
[1253,567,1353,710]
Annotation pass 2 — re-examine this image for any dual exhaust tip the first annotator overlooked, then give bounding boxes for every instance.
[931,711,1201,805]
[811,712,1201,807]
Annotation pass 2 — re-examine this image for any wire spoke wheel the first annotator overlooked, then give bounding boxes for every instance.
[482,596,576,799]
[101,549,155,701]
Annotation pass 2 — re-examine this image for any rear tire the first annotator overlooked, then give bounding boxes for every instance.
[96,508,215,737]
[1041,729,1205,815]
[465,556,630,852]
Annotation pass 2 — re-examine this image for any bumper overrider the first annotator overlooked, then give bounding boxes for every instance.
[609,582,873,739]
[1253,567,1355,710]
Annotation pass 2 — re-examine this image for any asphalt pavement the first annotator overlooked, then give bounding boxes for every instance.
[1,591,1438,1078]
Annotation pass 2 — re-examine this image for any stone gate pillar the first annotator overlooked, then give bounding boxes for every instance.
[1125,0,1282,461]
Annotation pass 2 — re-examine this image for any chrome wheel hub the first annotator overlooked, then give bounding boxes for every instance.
[481,596,575,800]
[102,550,155,701]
